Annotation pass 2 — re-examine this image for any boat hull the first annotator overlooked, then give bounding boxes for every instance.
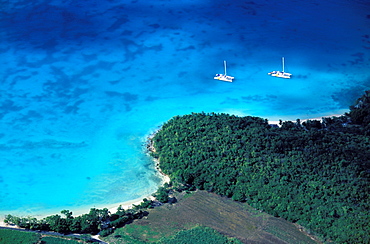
[214,74,234,82]
[268,71,292,79]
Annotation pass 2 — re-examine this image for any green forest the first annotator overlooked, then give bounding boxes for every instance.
[3,200,152,238]
[150,91,370,243]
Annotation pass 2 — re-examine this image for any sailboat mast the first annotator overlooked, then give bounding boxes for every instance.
[224,60,227,75]
[282,57,285,72]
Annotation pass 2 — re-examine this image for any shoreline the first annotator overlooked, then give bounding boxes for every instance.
[268,113,346,126]
[0,130,170,230]
[145,128,171,185]
[0,112,344,231]
[0,196,150,229]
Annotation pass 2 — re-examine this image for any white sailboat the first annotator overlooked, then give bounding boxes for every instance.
[214,60,234,82]
[268,57,292,79]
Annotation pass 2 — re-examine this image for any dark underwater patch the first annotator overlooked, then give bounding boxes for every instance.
[149,23,160,29]
[107,17,129,32]
[64,99,84,114]
[332,79,370,108]
[105,91,138,102]
[145,96,159,102]
[0,100,23,113]
[177,71,188,78]
[241,95,278,103]
[2,3,97,49]
[19,110,43,122]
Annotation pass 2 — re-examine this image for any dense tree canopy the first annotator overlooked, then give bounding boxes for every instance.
[4,204,151,236]
[151,92,370,243]
[347,90,370,127]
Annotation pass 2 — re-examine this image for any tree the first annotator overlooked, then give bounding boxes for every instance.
[153,186,169,203]
[45,215,70,234]
[151,110,370,243]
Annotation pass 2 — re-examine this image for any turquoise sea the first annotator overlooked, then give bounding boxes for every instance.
[1,0,369,218]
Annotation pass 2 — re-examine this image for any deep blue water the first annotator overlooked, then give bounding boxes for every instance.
[0,0,369,218]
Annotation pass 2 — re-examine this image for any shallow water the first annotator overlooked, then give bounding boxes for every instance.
[0,0,369,218]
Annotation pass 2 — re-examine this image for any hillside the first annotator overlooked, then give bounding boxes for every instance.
[102,190,319,244]
[150,92,370,243]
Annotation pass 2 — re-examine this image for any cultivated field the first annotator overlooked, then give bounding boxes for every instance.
[103,190,320,244]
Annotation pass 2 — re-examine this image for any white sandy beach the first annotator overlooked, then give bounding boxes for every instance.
[268,113,347,126]
[0,197,139,229]
[0,196,153,230]
[0,170,170,229]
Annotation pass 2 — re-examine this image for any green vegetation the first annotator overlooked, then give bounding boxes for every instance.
[157,225,242,244]
[150,92,370,243]
[4,204,150,236]
[102,190,317,244]
[347,90,370,128]
[0,229,40,244]
[39,236,80,244]
[0,229,87,244]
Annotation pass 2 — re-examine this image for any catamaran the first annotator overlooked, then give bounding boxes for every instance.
[214,60,234,82]
[268,57,292,79]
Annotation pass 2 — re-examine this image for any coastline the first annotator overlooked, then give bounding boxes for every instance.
[0,130,170,231]
[0,112,344,231]
[145,128,171,185]
[0,196,148,229]
[268,113,346,126]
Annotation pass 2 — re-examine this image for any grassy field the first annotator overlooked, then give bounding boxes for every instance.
[0,228,95,244]
[103,190,320,244]
[0,229,41,244]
